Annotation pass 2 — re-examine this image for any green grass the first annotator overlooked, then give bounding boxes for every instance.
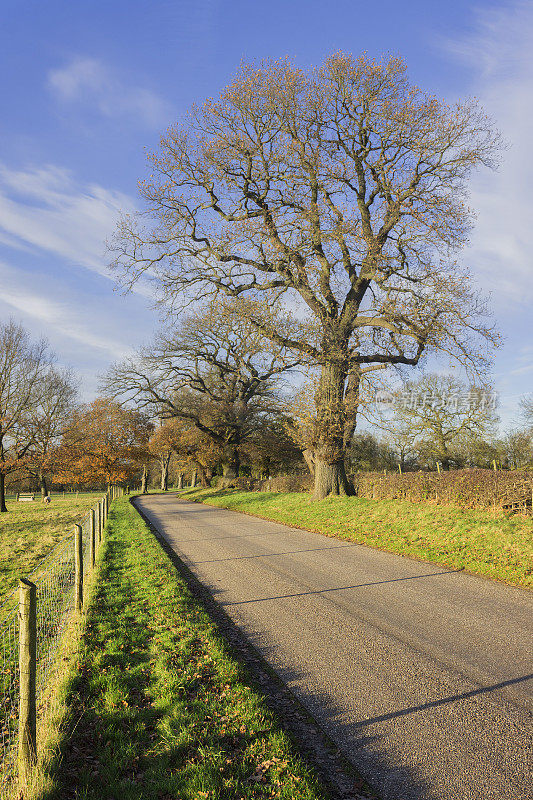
[180,488,533,588]
[35,498,329,800]
[0,494,102,608]
[4,491,102,502]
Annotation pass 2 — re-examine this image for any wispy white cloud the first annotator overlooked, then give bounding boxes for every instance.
[0,260,135,359]
[0,162,135,278]
[441,1,533,307]
[47,57,173,129]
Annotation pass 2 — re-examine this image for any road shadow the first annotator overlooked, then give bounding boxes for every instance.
[194,542,359,563]
[353,673,533,728]
[219,569,460,603]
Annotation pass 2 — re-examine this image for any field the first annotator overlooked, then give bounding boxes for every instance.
[181,488,533,588]
[33,498,334,800]
[0,494,102,608]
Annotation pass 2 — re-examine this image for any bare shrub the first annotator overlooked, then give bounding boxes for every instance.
[257,474,313,493]
[351,469,532,512]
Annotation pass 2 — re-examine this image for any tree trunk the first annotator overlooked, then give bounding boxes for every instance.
[40,473,49,500]
[314,458,353,499]
[313,360,354,500]
[194,462,211,487]
[141,465,148,494]
[177,472,184,489]
[160,454,170,491]
[0,472,7,513]
[221,445,240,478]
[190,469,197,488]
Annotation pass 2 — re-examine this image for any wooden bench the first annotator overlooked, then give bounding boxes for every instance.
[17,493,35,501]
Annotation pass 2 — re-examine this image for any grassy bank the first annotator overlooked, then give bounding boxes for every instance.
[34,498,330,800]
[181,488,533,588]
[0,494,101,607]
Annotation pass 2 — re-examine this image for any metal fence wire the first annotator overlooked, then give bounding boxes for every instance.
[0,489,117,792]
[0,608,18,791]
[34,533,77,698]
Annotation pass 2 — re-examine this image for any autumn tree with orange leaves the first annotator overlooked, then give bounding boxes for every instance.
[148,417,211,490]
[57,399,152,488]
[112,53,500,499]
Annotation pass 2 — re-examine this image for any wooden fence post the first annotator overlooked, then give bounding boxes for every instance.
[74,524,83,613]
[18,578,37,784]
[89,509,95,569]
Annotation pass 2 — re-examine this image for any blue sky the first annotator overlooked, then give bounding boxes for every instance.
[0,0,531,430]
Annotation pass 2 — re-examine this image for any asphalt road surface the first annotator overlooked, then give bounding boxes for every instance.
[134,494,533,800]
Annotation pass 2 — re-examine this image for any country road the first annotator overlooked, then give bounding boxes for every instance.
[133,494,533,800]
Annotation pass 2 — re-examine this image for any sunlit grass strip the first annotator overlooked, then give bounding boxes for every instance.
[181,488,533,588]
[34,498,328,800]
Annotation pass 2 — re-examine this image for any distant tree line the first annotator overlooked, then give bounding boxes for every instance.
[1,314,531,513]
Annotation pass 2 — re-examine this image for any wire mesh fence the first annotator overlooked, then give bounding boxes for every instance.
[0,608,18,792]
[34,534,76,699]
[0,487,121,793]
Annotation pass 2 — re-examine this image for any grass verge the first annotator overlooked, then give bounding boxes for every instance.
[0,494,101,608]
[33,497,330,800]
[180,488,532,588]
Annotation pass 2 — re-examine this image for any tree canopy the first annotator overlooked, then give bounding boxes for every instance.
[112,53,501,497]
[57,399,152,487]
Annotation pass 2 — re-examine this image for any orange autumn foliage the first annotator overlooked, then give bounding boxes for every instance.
[56,398,153,487]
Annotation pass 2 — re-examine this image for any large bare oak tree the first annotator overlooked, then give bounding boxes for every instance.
[111,53,500,498]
